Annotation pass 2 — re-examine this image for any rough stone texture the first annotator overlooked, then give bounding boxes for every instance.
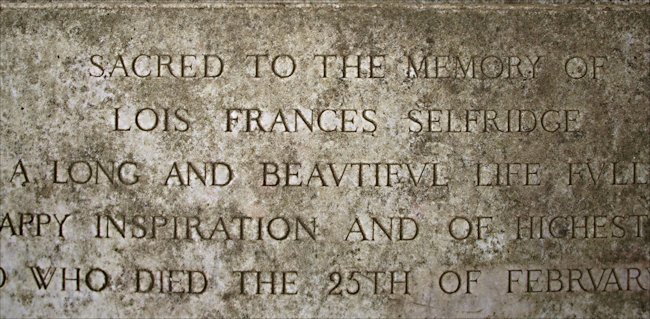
[0,1,648,318]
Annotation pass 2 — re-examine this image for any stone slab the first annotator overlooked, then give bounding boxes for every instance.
[0,1,648,318]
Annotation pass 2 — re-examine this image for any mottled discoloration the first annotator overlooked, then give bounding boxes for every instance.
[0,1,649,318]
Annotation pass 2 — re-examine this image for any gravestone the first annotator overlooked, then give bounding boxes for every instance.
[0,1,648,318]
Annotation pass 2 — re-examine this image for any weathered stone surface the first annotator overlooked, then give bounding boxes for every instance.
[0,1,648,318]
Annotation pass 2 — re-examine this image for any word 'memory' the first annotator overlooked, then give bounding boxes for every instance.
[406,54,542,79]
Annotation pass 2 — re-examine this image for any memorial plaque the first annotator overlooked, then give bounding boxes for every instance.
[0,1,648,318]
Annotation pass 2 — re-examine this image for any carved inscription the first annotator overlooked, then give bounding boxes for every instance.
[0,2,648,318]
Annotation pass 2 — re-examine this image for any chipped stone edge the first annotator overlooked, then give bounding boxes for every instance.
[1,0,649,10]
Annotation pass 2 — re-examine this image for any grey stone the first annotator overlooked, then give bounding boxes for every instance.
[0,1,648,318]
